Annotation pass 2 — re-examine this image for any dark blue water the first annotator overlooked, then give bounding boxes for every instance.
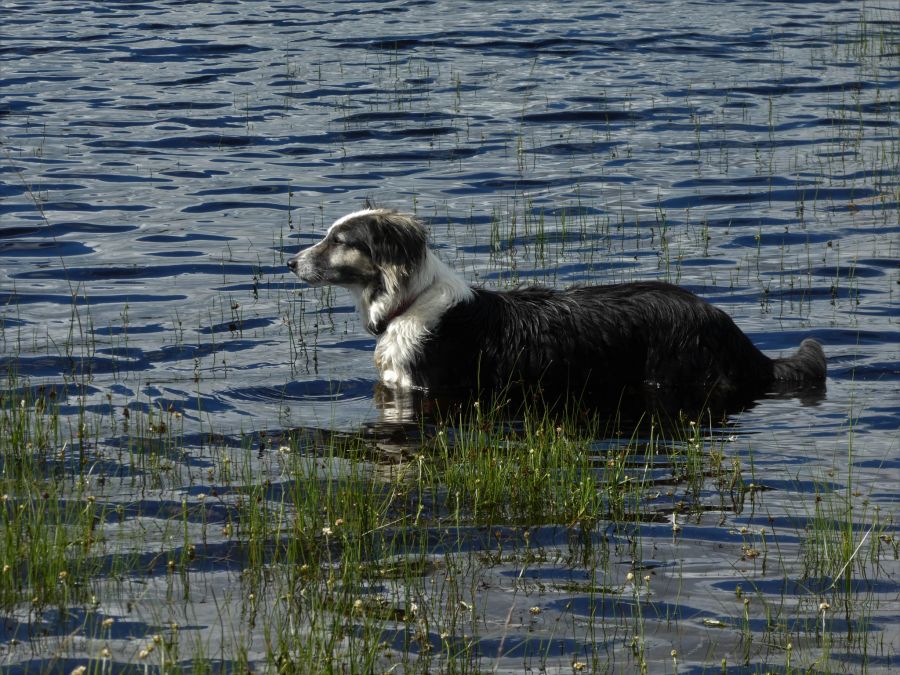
[1,0,898,672]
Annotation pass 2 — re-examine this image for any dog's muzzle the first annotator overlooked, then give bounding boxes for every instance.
[287,252,320,284]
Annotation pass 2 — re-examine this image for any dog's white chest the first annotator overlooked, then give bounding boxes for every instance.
[374,317,426,388]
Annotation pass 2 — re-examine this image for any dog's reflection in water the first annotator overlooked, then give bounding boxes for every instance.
[284,380,825,477]
[368,379,827,445]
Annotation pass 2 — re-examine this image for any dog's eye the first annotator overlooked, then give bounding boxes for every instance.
[333,234,368,253]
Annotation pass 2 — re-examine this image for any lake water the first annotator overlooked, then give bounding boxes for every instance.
[1,0,898,672]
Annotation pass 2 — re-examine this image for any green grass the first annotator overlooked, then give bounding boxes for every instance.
[1,367,894,673]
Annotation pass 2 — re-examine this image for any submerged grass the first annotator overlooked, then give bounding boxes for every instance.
[1,366,895,672]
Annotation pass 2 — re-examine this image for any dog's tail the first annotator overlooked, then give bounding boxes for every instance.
[772,338,826,383]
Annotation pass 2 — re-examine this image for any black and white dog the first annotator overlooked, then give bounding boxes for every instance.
[287,208,826,400]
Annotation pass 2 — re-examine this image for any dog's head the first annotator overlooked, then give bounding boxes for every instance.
[287,209,429,331]
[288,208,427,288]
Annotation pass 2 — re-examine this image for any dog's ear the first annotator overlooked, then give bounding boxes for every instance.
[364,211,427,272]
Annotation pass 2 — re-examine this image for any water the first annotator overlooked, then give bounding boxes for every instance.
[1,0,898,672]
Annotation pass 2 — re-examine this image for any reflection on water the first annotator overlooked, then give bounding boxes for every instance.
[370,379,828,434]
[1,0,898,672]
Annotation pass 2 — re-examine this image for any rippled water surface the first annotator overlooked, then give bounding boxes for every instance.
[2,0,898,672]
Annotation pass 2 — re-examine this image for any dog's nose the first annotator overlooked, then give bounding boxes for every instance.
[287,258,298,271]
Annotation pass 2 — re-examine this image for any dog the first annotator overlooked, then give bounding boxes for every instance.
[287,208,826,402]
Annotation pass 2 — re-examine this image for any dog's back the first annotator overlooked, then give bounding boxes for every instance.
[409,281,824,397]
